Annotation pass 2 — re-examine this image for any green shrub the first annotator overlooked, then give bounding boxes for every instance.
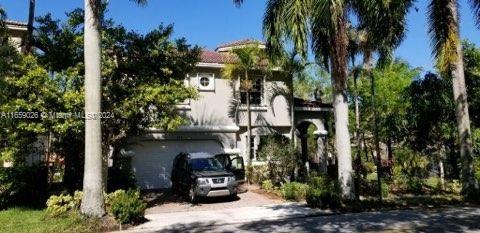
[46,191,83,217]
[381,182,389,197]
[257,135,297,184]
[359,179,389,197]
[406,177,424,194]
[246,164,269,185]
[281,182,309,201]
[0,166,48,209]
[363,161,376,175]
[45,189,147,224]
[107,189,146,224]
[107,157,136,193]
[261,180,275,193]
[393,149,428,179]
[306,176,341,209]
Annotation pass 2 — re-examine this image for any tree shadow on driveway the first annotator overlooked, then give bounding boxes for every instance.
[145,207,480,233]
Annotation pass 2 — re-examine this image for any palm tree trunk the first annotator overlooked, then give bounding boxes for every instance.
[449,1,479,198]
[353,71,362,199]
[80,0,105,217]
[451,38,479,197]
[25,0,35,53]
[245,70,252,167]
[363,49,373,71]
[330,14,355,200]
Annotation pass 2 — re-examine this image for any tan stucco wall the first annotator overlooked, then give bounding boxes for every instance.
[184,67,293,129]
[6,25,27,52]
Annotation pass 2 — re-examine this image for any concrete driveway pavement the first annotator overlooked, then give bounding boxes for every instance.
[143,188,285,214]
[120,206,480,233]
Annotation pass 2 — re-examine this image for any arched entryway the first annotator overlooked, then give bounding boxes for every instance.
[294,120,328,174]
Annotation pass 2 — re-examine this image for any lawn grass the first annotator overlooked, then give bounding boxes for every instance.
[0,208,116,233]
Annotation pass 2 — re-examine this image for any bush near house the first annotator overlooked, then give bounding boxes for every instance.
[46,189,146,225]
[246,164,270,185]
[261,180,276,193]
[106,189,146,224]
[255,135,298,185]
[46,191,83,217]
[306,176,341,209]
[281,182,309,201]
[0,165,48,210]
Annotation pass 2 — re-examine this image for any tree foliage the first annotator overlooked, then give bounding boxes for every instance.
[355,60,420,147]
[0,9,200,186]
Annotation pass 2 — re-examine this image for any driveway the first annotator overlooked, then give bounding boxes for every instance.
[119,206,480,233]
[142,186,285,214]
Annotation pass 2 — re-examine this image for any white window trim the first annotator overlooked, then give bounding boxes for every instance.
[196,73,215,91]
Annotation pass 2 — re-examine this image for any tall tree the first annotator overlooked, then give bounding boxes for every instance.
[24,0,35,53]
[427,0,480,198]
[222,45,269,167]
[353,0,413,201]
[235,0,412,200]
[81,0,147,217]
[81,0,105,217]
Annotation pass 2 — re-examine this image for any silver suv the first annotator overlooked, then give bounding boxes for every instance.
[171,152,238,203]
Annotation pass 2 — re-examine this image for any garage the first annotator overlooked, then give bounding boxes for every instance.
[131,140,224,189]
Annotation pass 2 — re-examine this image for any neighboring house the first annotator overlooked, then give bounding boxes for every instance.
[3,20,27,52]
[129,39,333,189]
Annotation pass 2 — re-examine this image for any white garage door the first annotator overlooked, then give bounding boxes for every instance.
[131,140,224,189]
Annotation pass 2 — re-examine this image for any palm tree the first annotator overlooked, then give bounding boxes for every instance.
[427,0,480,198]
[222,44,269,167]
[234,0,412,200]
[24,0,35,53]
[350,1,412,201]
[81,0,146,217]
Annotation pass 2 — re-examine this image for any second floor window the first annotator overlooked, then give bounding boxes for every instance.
[240,76,263,105]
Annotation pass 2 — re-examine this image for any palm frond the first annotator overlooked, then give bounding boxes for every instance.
[233,0,245,7]
[222,63,242,80]
[131,0,148,6]
[427,0,460,73]
[470,0,480,27]
[263,0,288,59]
[263,0,310,59]
[377,46,394,68]
[311,0,344,69]
[354,0,413,51]
[267,83,292,116]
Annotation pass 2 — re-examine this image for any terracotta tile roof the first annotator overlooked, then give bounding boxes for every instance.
[200,50,238,64]
[5,20,28,27]
[200,39,268,65]
[215,39,265,51]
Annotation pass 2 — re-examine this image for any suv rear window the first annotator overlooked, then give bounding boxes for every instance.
[189,158,224,171]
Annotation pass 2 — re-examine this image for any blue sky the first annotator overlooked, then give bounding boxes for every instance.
[1,0,479,72]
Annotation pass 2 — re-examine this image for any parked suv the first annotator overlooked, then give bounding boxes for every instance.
[214,154,245,183]
[171,152,238,203]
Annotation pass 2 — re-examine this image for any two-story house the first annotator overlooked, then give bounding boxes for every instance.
[129,39,332,189]
[2,21,331,188]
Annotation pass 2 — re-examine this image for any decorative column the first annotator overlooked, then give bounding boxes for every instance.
[315,129,328,174]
